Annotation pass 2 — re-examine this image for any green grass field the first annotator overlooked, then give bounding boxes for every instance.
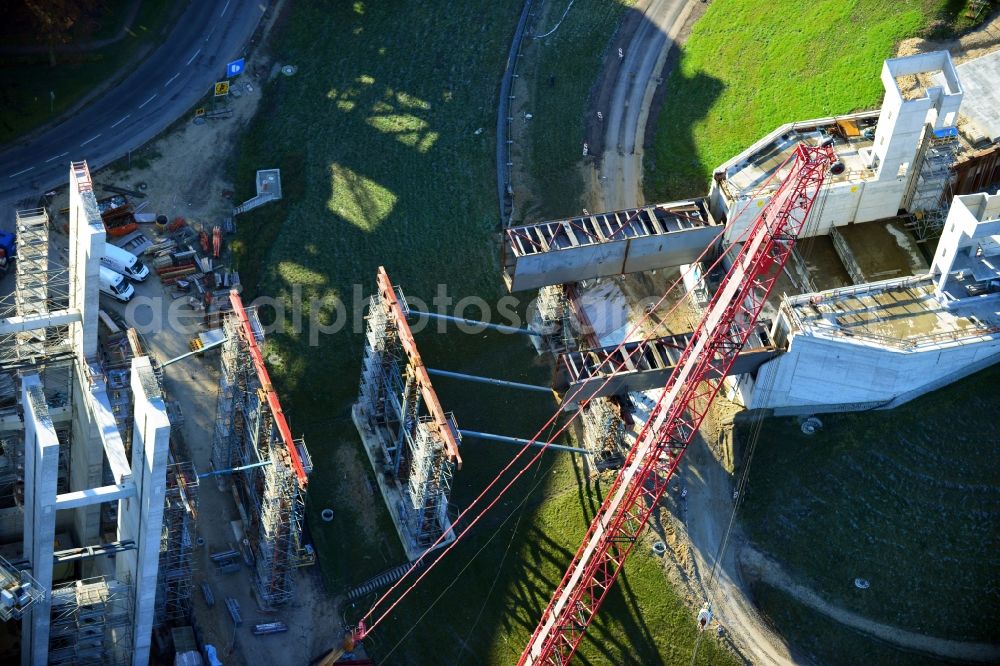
[644,0,974,201]
[521,0,635,220]
[0,0,176,144]
[231,1,735,662]
[737,362,1000,651]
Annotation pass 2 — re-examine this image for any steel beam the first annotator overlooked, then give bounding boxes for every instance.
[458,429,590,455]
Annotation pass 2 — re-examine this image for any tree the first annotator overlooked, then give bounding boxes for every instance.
[22,0,99,66]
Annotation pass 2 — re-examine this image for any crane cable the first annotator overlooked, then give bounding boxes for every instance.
[380,436,557,662]
[363,235,724,636]
[690,162,834,664]
[530,0,576,40]
[360,153,799,639]
[360,155,796,638]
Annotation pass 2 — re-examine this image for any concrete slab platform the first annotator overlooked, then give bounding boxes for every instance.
[952,50,1000,142]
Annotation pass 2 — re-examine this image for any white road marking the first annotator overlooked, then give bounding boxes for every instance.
[111,114,131,128]
[221,0,231,17]
[186,48,201,66]
[9,167,34,178]
[206,25,217,41]
[139,94,157,109]
[80,134,101,147]
[164,73,180,87]
[45,152,69,164]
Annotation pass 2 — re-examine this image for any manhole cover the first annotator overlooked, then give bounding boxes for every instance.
[281,64,298,76]
[800,416,823,435]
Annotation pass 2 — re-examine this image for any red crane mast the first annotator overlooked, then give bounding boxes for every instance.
[519,143,835,665]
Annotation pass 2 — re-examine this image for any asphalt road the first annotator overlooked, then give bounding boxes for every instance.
[0,0,266,213]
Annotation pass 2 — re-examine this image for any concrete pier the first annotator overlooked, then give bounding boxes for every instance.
[21,375,60,666]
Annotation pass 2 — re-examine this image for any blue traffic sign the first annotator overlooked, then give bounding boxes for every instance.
[227,58,245,78]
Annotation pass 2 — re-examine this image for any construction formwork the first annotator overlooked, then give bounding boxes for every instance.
[210,291,311,607]
[155,461,199,626]
[48,577,133,666]
[0,555,43,621]
[353,267,461,561]
[100,328,147,455]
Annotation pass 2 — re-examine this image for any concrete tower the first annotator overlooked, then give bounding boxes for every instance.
[869,52,962,181]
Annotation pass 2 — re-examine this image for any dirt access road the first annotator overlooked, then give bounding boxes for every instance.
[586,0,696,212]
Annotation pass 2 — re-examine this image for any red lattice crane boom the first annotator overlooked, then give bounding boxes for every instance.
[519,143,835,665]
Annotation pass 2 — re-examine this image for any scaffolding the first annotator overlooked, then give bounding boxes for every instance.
[580,398,627,467]
[48,576,133,666]
[211,292,311,607]
[156,461,199,626]
[99,328,148,455]
[909,131,959,213]
[533,285,575,353]
[354,268,461,559]
[0,208,73,366]
[0,555,43,621]
[903,207,948,245]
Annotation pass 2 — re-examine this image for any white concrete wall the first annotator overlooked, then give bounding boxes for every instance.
[715,53,963,244]
[722,177,915,244]
[932,192,1000,289]
[68,163,105,359]
[749,331,1000,414]
[70,362,105,545]
[21,375,60,666]
[116,357,169,666]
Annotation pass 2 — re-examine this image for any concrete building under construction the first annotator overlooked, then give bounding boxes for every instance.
[0,162,171,665]
[347,53,1000,558]
[495,50,999,460]
[0,160,313,664]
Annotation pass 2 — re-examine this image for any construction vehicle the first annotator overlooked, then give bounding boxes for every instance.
[101,242,150,281]
[98,266,135,303]
[0,230,14,278]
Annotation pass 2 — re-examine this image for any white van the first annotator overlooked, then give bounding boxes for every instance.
[99,266,135,303]
[101,243,149,282]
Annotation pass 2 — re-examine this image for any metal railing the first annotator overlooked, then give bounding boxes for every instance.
[497,0,535,227]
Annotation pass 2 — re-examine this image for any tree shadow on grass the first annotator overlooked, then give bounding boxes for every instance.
[644,62,725,203]
[497,521,667,665]
[231,2,730,664]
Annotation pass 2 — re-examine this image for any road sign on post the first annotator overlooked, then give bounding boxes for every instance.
[214,81,230,97]
[227,58,245,78]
